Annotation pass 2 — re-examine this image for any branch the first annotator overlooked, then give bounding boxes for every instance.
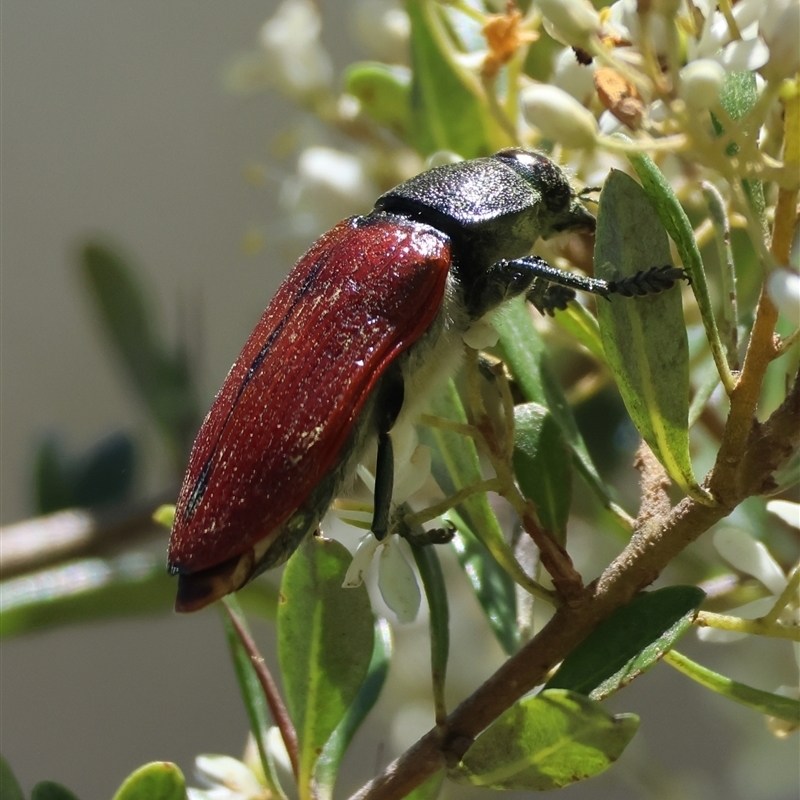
[349,373,800,800]
[0,491,176,579]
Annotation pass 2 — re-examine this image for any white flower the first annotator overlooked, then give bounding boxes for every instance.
[521,84,598,148]
[699,527,797,646]
[259,0,333,99]
[606,0,672,55]
[552,47,596,106]
[279,147,376,239]
[187,755,267,800]
[353,0,409,64]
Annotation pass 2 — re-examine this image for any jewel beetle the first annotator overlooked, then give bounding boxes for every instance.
[167,148,684,612]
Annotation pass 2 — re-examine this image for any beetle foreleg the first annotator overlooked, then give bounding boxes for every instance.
[372,366,405,540]
[486,256,688,315]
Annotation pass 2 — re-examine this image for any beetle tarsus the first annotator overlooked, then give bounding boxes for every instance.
[607,265,689,296]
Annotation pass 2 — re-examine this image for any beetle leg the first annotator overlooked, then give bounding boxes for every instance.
[480,256,688,315]
[372,366,405,540]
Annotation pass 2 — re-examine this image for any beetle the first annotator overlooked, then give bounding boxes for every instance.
[167,148,684,612]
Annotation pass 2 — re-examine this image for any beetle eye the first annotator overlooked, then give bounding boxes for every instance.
[495,148,573,213]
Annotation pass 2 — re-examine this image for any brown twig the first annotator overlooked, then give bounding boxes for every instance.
[0,491,176,579]
[223,602,300,780]
[349,372,800,800]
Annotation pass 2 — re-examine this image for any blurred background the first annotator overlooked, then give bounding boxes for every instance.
[2,3,797,799]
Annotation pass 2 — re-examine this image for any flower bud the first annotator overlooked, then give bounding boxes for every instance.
[678,59,726,110]
[536,0,600,48]
[767,268,800,325]
[521,84,598,148]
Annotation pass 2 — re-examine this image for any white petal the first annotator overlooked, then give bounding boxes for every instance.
[462,318,500,350]
[766,500,800,530]
[393,445,432,504]
[378,537,421,623]
[193,755,263,797]
[552,46,596,104]
[265,726,294,785]
[715,38,770,72]
[713,528,787,595]
[343,533,380,588]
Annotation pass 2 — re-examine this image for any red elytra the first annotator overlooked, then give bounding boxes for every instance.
[168,216,450,607]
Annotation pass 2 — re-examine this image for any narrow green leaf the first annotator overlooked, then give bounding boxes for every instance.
[221,596,286,798]
[345,62,412,142]
[452,689,639,790]
[545,585,705,698]
[513,403,572,541]
[420,380,526,651]
[0,554,176,638]
[595,170,703,499]
[278,536,374,791]
[110,762,185,800]
[449,525,519,655]
[316,619,393,798]
[553,303,606,361]
[80,242,199,465]
[32,783,81,800]
[406,0,501,157]
[664,649,800,724]
[411,543,450,722]
[494,297,611,505]
[625,146,731,395]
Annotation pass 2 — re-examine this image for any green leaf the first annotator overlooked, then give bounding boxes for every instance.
[0,554,175,638]
[553,303,606,361]
[80,241,199,466]
[278,536,374,790]
[0,756,25,800]
[406,0,501,157]
[624,145,731,396]
[420,381,522,652]
[513,403,572,541]
[494,297,611,506]
[32,782,81,800]
[545,585,706,698]
[221,596,287,798]
[316,619,393,798]
[664,649,800,724]
[595,170,702,499]
[345,62,412,142]
[110,762,185,800]
[411,543,450,721]
[449,526,519,655]
[452,689,639,790]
